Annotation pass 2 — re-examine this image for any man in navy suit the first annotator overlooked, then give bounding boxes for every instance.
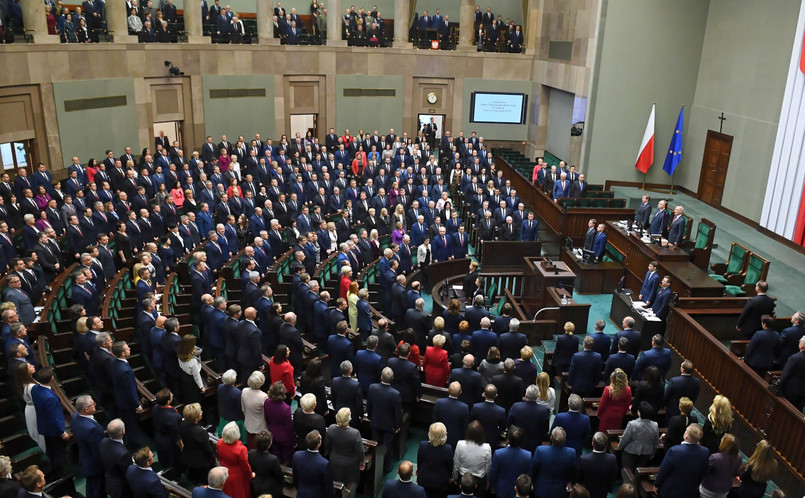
[327,321,355,379]
[604,337,636,380]
[633,334,672,380]
[567,336,602,397]
[125,447,166,498]
[382,460,426,498]
[634,194,652,228]
[488,426,532,498]
[639,261,660,306]
[99,418,133,498]
[470,384,507,446]
[736,281,775,339]
[650,275,674,321]
[354,335,382,397]
[744,315,779,375]
[451,225,469,258]
[664,360,700,417]
[367,367,403,474]
[32,368,69,476]
[531,427,578,497]
[192,467,230,498]
[592,223,607,262]
[236,307,263,382]
[432,382,469,449]
[519,212,539,241]
[552,172,570,200]
[611,316,642,358]
[432,226,452,262]
[330,360,363,420]
[388,342,422,413]
[111,341,143,448]
[550,395,590,457]
[648,199,670,236]
[777,311,805,368]
[654,424,710,498]
[72,395,106,498]
[191,260,212,314]
[589,319,611,362]
[498,318,527,361]
[449,354,483,406]
[782,336,805,410]
[576,432,619,498]
[507,385,550,453]
[666,205,686,247]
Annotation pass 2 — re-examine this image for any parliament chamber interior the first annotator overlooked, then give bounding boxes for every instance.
[1,0,805,497]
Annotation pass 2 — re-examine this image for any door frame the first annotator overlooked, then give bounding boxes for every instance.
[697,129,733,205]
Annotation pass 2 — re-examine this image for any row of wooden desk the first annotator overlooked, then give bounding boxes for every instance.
[605,221,724,297]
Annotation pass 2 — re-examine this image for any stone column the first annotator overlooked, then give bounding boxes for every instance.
[525,0,539,56]
[256,0,279,44]
[458,0,475,50]
[106,0,137,43]
[393,0,410,47]
[326,0,345,46]
[182,0,208,43]
[21,0,58,43]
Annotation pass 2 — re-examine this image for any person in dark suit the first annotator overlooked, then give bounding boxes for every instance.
[603,337,636,380]
[575,432,619,498]
[552,173,570,200]
[387,343,422,413]
[4,276,35,325]
[32,368,69,476]
[383,460,426,498]
[415,422,453,498]
[110,341,143,448]
[327,323,355,379]
[470,384,507,446]
[432,382,469,449]
[125,447,166,498]
[664,360,700,417]
[449,354,484,406]
[744,315,780,375]
[592,223,607,262]
[551,395,591,457]
[330,361,363,420]
[471,317,498,365]
[639,261,661,306]
[354,335,382,397]
[634,194,652,228]
[236,307,263,383]
[531,427,578,498]
[590,319,612,362]
[488,426,532,498]
[736,281,775,339]
[568,173,587,198]
[632,334,672,380]
[404,298,431,352]
[278,312,304,375]
[567,336,603,397]
[777,311,805,368]
[507,385,550,454]
[248,431,284,498]
[654,424,710,498]
[492,359,524,414]
[650,276,674,321]
[180,404,216,485]
[15,466,47,498]
[191,467,231,498]
[781,336,805,410]
[70,396,106,498]
[498,319,527,361]
[0,459,20,498]
[291,430,333,498]
[367,367,403,474]
[666,205,686,247]
[99,419,134,498]
[648,200,670,236]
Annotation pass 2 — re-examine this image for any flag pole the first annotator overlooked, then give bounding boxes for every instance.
[669,172,675,194]
[642,172,646,191]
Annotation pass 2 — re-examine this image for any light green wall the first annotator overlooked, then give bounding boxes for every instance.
[335,75,403,135]
[584,0,709,185]
[173,0,396,16]
[201,74,275,140]
[461,78,532,141]
[52,78,139,166]
[685,0,799,222]
[545,87,574,161]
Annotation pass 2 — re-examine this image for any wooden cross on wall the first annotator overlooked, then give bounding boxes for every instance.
[718,112,726,133]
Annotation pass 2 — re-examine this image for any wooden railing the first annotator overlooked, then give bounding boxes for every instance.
[34,263,78,337]
[666,306,805,486]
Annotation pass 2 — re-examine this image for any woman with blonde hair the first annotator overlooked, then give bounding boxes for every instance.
[702,395,733,454]
[535,371,556,413]
[326,221,339,255]
[340,266,352,300]
[700,434,741,498]
[597,368,632,433]
[368,228,381,259]
[347,281,360,330]
[325,408,364,486]
[217,421,254,498]
[738,440,778,498]
[417,422,453,498]
[241,370,268,449]
[553,321,579,376]
[423,333,450,387]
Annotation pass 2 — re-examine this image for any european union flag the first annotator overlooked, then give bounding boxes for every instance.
[663,106,684,176]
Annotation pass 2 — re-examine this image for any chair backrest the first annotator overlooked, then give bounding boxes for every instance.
[608,198,627,208]
[726,242,750,274]
[603,242,625,263]
[488,281,498,300]
[744,253,770,287]
[683,214,694,240]
[591,198,608,208]
[694,219,715,250]
[495,295,507,316]
[575,198,592,208]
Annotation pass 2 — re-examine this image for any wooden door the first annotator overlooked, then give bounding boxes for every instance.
[698,130,732,205]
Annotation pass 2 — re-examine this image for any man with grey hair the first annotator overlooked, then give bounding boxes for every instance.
[532,426,577,496]
[279,312,304,376]
[508,384,550,453]
[330,359,363,420]
[367,366,402,474]
[194,467,229,497]
[781,335,805,410]
[499,318,526,361]
[465,293,490,331]
[491,358,523,413]
[72,395,105,498]
[612,316,642,358]
[590,318,611,361]
[404,297,431,351]
[99,419,132,498]
[471,316,498,365]
[449,353,483,406]
[242,270,262,309]
[551,394,590,457]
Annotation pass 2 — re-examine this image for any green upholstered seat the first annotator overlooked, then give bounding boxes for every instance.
[609,199,627,208]
[591,198,609,208]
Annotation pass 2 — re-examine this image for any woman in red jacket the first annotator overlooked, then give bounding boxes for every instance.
[351,149,367,176]
[423,333,450,386]
[339,266,353,300]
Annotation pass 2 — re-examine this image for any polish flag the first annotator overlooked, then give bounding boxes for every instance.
[635,104,655,174]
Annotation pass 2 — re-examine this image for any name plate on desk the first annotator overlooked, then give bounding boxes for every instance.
[541,260,558,272]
